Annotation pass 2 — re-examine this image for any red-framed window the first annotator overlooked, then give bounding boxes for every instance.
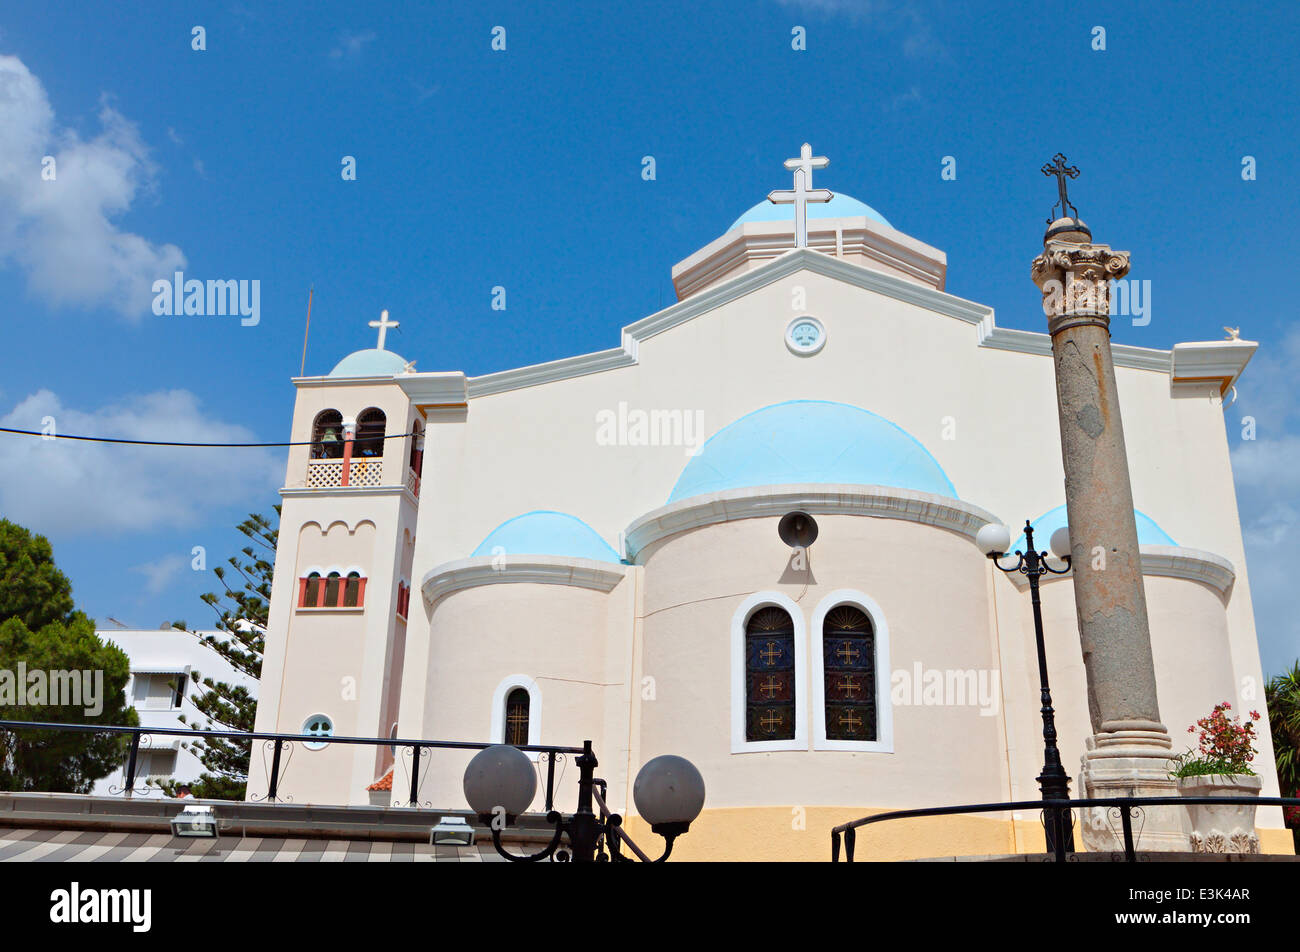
[297,571,367,609]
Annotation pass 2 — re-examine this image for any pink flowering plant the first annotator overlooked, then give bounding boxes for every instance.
[1170,701,1260,778]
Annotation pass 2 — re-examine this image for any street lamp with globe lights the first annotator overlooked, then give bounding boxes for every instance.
[463,741,704,862]
[978,519,1075,854]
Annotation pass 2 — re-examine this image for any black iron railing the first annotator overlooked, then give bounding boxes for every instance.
[0,719,584,810]
[831,795,1300,862]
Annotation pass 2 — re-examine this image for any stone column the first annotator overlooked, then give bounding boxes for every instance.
[1031,218,1188,851]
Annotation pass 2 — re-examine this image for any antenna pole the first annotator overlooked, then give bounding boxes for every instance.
[299,285,314,376]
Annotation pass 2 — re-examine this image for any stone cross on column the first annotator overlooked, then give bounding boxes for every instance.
[1030,163,1187,851]
[369,309,399,351]
[768,143,832,249]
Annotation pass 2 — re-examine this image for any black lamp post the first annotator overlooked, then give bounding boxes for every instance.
[977,519,1075,854]
[463,742,705,862]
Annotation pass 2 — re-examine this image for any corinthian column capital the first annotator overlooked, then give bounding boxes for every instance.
[1031,240,1131,335]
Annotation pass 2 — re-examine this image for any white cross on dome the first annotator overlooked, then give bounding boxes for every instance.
[368,309,399,351]
[767,143,833,249]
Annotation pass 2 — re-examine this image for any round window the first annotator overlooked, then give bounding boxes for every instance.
[786,316,826,356]
[302,714,334,751]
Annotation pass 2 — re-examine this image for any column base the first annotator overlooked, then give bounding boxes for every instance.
[1077,725,1191,853]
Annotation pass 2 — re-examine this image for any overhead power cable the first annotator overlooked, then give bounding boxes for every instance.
[0,426,418,448]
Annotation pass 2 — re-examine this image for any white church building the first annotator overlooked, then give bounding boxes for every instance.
[249,146,1281,860]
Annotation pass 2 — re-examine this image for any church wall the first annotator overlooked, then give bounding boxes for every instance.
[413,269,1238,574]
[634,513,1009,812]
[408,580,627,813]
[398,262,1271,828]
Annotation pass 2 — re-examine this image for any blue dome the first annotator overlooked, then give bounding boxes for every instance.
[668,400,955,503]
[472,511,623,563]
[1011,505,1177,553]
[328,348,408,377]
[730,192,892,231]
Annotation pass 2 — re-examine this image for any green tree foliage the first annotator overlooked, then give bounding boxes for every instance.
[1266,664,1300,825]
[0,519,137,792]
[158,510,274,800]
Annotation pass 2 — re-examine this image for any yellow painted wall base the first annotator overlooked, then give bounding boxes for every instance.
[619,807,1297,861]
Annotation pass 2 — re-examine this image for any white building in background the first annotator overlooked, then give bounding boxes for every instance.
[92,628,259,795]
[248,145,1279,860]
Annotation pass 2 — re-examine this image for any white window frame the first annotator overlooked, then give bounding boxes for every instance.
[490,675,541,759]
[731,592,808,753]
[302,713,334,751]
[811,589,894,753]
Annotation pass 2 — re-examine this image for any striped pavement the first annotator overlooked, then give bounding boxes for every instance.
[0,826,503,862]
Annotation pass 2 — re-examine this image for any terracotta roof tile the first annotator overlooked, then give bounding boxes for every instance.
[366,768,394,791]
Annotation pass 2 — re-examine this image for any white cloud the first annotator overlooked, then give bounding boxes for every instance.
[131,552,190,596]
[330,30,376,60]
[771,0,941,56]
[0,389,280,535]
[0,54,184,319]
[1230,434,1300,494]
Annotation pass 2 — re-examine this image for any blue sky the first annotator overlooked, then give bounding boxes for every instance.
[0,1,1296,673]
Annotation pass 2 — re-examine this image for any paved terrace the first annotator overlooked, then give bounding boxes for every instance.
[0,792,558,862]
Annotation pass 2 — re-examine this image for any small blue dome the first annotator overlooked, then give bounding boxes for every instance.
[1011,505,1177,553]
[472,511,622,563]
[669,400,955,503]
[328,349,408,377]
[730,192,892,231]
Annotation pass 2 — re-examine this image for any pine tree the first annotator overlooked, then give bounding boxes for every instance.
[159,509,276,800]
[0,519,138,792]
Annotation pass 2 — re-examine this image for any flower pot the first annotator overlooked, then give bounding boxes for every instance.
[1177,774,1262,853]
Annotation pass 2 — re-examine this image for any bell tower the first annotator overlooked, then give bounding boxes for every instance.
[250,311,426,805]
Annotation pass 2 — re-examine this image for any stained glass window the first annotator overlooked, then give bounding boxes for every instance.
[505,688,530,746]
[823,605,876,741]
[745,606,796,742]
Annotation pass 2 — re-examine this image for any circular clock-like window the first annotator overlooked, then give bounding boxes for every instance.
[785,316,826,356]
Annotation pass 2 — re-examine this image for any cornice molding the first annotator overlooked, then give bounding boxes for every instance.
[1002,544,1236,597]
[1170,339,1258,396]
[281,486,409,499]
[670,216,948,300]
[458,249,1187,400]
[623,483,1002,562]
[420,555,628,608]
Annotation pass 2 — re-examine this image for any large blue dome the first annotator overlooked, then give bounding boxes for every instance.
[730,192,891,231]
[1011,505,1177,554]
[668,400,955,503]
[472,511,622,563]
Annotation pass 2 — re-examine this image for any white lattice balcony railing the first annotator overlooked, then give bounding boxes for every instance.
[349,458,384,487]
[306,459,344,488]
[406,469,421,498]
[305,458,384,489]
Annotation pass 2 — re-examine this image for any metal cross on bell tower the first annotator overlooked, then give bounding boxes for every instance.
[768,143,833,249]
[1041,153,1081,224]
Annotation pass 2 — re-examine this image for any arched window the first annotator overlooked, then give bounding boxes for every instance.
[311,410,344,459]
[504,688,530,747]
[409,420,424,476]
[343,571,362,607]
[324,571,342,606]
[822,605,876,741]
[745,606,796,742]
[491,676,541,752]
[355,408,386,458]
[303,572,322,606]
[811,591,892,752]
